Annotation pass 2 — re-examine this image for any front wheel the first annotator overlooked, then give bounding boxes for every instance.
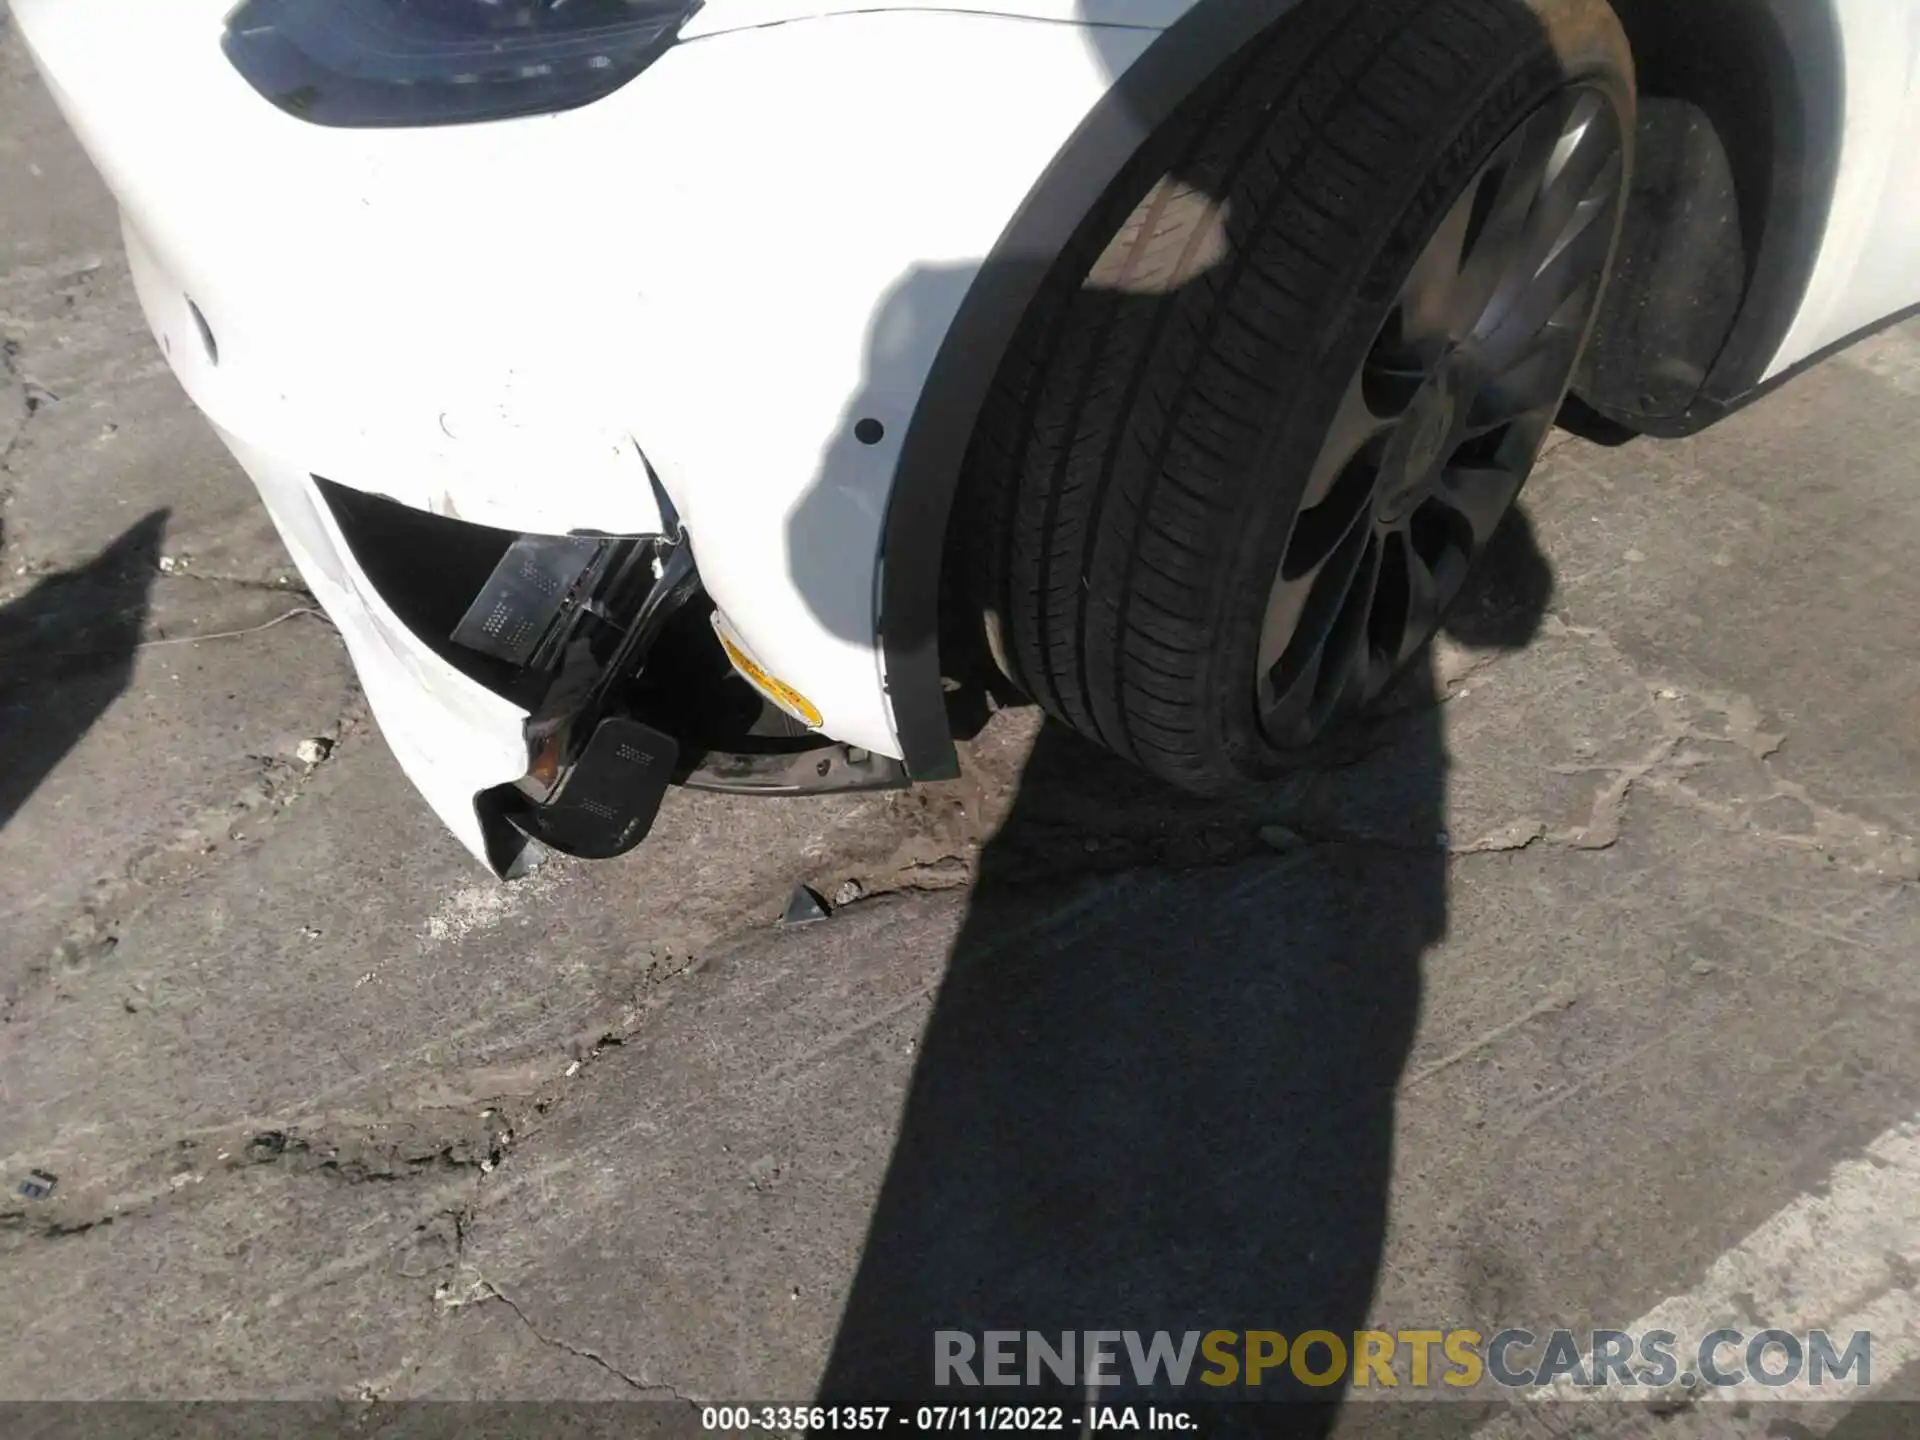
[959,0,1633,790]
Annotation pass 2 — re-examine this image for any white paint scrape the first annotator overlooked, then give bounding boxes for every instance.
[424,865,565,947]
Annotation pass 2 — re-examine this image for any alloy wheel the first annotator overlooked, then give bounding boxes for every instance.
[1257,84,1626,746]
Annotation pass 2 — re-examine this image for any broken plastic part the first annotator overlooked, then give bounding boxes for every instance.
[680,742,907,796]
[451,533,616,671]
[505,714,678,861]
[779,884,831,927]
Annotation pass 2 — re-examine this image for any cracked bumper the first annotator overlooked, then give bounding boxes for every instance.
[15,0,1173,861]
[212,425,533,867]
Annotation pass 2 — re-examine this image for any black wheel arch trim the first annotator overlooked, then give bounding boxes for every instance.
[1708,0,1846,412]
[1587,0,1845,439]
[876,0,1845,779]
[877,0,1310,780]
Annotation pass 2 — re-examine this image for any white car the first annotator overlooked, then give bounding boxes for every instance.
[14,0,1920,874]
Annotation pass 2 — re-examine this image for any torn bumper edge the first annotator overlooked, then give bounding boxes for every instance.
[213,427,539,874]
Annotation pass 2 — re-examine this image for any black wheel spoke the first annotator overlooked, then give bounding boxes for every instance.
[1460,94,1623,359]
[1302,364,1395,509]
[1449,103,1567,335]
[1510,91,1622,280]
[1259,491,1371,676]
[1323,536,1386,707]
[1466,310,1585,433]
[1262,528,1381,743]
[1375,527,1445,669]
[1431,462,1523,548]
[1474,205,1612,378]
[1396,185,1478,354]
[1468,95,1620,376]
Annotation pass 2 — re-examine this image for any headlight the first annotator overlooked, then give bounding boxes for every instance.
[222,0,703,128]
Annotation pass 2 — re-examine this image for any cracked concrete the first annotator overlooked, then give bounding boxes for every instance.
[5,15,1920,1426]
[475,1283,689,1399]
[1443,631,1920,881]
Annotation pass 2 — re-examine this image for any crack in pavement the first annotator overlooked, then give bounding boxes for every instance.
[0,332,32,528]
[154,568,313,599]
[1446,614,1920,881]
[827,690,1658,904]
[467,1282,690,1400]
[1,693,370,1026]
[1,1023,639,1250]
[236,1126,509,1186]
[0,1108,510,1246]
[0,258,117,525]
[411,1181,695,1402]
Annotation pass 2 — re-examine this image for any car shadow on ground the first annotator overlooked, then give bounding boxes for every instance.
[786,0,1580,1419]
[818,508,1554,1431]
[0,510,168,835]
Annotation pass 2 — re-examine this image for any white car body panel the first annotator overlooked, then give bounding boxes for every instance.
[212,423,533,863]
[11,0,1920,869]
[13,0,1159,862]
[1768,0,1920,375]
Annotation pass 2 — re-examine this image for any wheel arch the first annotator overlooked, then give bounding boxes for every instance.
[1571,0,1845,434]
[877,0,1310,780]
[877,0,1844,781]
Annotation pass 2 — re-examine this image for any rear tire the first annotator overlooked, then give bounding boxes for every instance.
[958,0,1634,790]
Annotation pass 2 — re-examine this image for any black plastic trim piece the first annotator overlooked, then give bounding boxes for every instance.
[504,714,679,861]
[680,742,909,797]
[1690,0,1845,418]
[474,523,699,871]
[878,0,1307,781]
[1638,300,1920,439]
[1584,0,1845,438]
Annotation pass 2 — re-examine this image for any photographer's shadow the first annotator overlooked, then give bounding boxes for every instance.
[820,506,1553,1431]
[0,511,167,836]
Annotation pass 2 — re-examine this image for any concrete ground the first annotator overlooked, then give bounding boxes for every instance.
[4,14,1920,1437]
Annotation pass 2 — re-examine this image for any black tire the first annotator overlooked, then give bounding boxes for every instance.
[958,0,1634,791]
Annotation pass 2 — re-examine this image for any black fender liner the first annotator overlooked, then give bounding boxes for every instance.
[1578,0,1844,437]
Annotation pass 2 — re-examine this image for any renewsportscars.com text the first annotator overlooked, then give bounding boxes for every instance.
[933,1328,1871,1392]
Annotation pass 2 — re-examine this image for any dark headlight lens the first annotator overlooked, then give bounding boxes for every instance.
[222,0,703,127]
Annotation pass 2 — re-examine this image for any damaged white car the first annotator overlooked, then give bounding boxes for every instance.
[14,0,1920,873]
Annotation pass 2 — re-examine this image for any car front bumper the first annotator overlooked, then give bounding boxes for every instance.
[201,418,537,868]
[14,0,1166,868]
